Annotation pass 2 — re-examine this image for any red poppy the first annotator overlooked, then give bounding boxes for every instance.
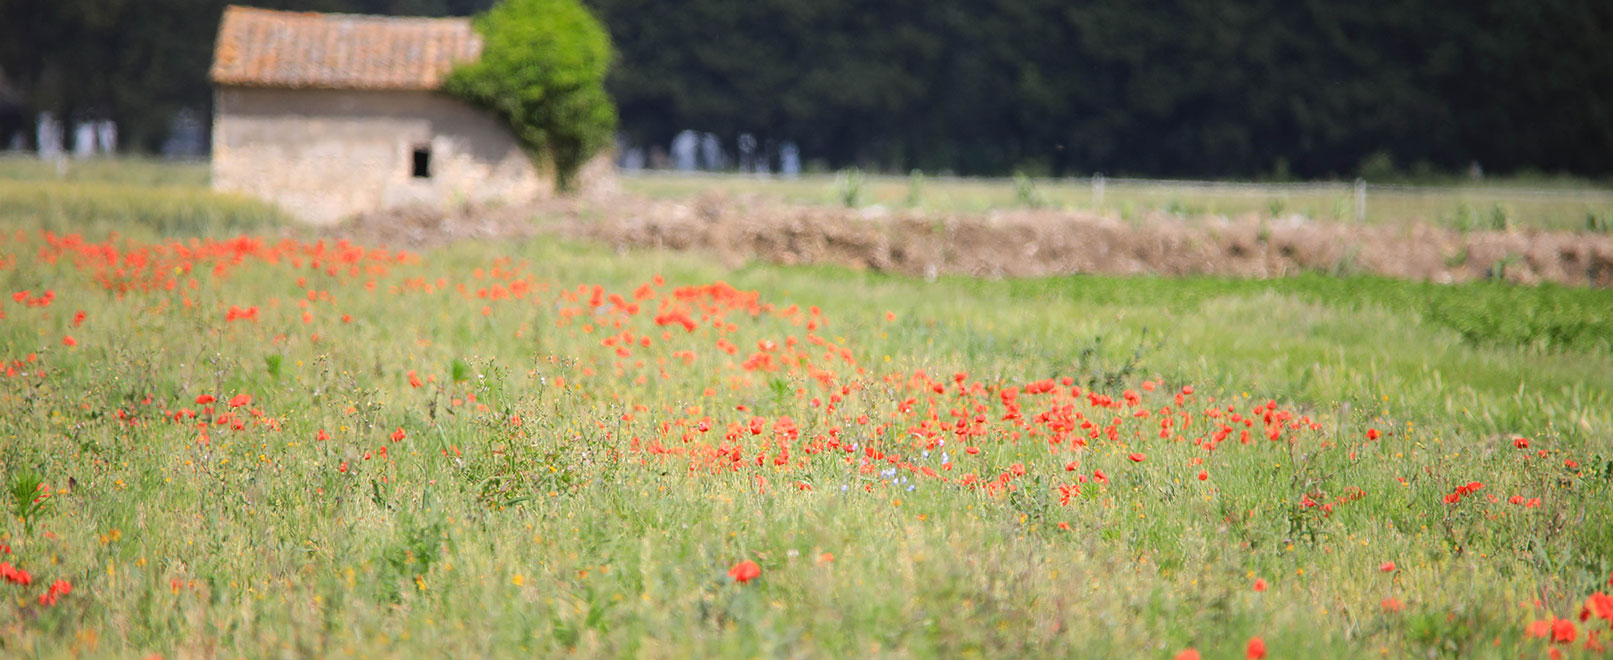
[1379,561,1396,572]
[1553,619,1577,644]
[728,560,761,584]
[0,561,32,585]
[37,579,70,606]
[391,427,407,442]
[228,393,251,408]
[1528,620,1553,638]
[195,394,215,405]
[61,335,77,347]
[1381,597,1404,612]
[1174,649,1201,660]
[1245,636,1267,660]
[1253,578,1268,592]
[1366,429,1380,440]
[1197,470,1208,481]
[1128,452,1146,462]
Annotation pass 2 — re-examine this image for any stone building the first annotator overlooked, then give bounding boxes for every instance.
[210,6,606,225]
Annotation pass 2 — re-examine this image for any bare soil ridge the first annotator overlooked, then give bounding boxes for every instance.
[338,192,1613,286]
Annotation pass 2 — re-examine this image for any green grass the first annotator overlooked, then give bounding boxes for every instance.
[0,208,1606,655]
[0,154,211,187]
[0,179,285,237]
[1,170,1611,658]
[623,171,1613,232]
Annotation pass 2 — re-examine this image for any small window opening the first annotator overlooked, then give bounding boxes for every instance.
[411,146,432,178]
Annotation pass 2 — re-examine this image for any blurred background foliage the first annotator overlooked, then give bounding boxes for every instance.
[1,0,1610,179]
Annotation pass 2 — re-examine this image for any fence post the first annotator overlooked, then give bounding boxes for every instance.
[1354,178,1366,223]
[1092,173,1105,208]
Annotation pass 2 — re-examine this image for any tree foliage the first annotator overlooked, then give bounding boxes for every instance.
[586,0,1613,179]
[2,0,1611,180]
[444,0,616,191]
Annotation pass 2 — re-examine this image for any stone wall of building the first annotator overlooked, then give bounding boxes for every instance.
[213,87,562,225]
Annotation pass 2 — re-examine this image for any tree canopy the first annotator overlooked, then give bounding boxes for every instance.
[586,0,1613,179]
[444,0,616,190]
[2,0,1611,179]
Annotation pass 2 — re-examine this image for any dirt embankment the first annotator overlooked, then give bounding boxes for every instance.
[338,193,1613,287]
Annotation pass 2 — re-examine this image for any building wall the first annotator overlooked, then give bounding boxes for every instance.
[213,86,554,225]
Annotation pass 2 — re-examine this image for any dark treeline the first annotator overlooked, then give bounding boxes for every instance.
[589,0,1613,178]
[2,0,1610,179]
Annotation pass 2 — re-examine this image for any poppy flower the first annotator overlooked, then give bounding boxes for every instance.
[1253,578,1268,592]
[1553,619,1577,644]
[1528,620,1553,638]
[61,335,77,347]
[391,427,407,442]
[1379,561,1396,572]
[1175,649,1201,660]
[1197,470,1208,481]
[728,560,760,584]
[228,393,251,408]
[1245,636,1267,659]
[1366,429,1380,440]
[0,561,32,585]
[1381,597,1404,612]
[37,579,71,606]
[1128,452,1146,462]
[195,394,215,405]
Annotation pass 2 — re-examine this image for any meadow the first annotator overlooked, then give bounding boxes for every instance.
[1,161,1612,658]
[622,170,1613,232]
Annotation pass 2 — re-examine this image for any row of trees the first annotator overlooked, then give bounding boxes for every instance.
[588,0,1613,178]
[3,0,1611,178]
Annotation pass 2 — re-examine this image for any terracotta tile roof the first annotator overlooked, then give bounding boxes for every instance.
[210,5,482,91]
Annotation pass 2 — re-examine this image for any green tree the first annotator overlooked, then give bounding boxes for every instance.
[445,0,616,191]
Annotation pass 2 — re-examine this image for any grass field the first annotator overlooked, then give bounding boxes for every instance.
[7,153,1610,231]
[2,164,1613,658]
[622,171,1613,232]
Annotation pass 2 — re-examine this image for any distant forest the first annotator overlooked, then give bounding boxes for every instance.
[3,0,1611,178]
